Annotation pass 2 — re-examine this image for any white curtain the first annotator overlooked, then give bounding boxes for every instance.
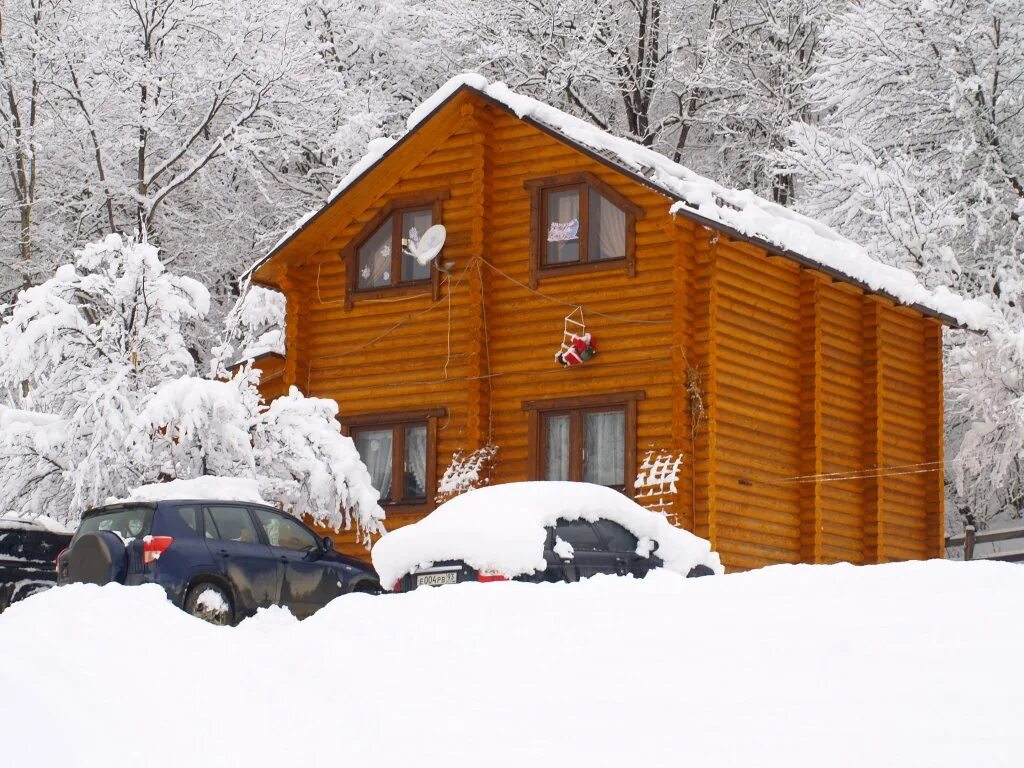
[404,425,428,498]
[545,414,570,480]
[584,410,625,486]
[546,189,580,263]
[592,192,626,261]
[354,429,393,500]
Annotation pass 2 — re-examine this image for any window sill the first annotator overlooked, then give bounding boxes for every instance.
[350,281,432,303]
[537,257,629,281]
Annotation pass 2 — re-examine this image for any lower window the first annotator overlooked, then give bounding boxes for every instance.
[525,394,641,494]
[348,416,435,506]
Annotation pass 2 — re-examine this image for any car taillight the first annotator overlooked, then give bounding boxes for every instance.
[55,547,68,572]
[142,536,174,565]
[476,571,508,583]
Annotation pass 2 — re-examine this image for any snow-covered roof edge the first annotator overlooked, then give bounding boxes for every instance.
[246,74,990,330]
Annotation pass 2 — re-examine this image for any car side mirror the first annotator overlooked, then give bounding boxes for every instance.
[320,536,334,552]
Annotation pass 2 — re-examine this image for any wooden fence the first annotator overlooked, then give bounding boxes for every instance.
[946,523,1024,563]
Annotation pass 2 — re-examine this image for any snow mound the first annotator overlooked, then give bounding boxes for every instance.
[2,562,1023,767]
[115,476,265,504]
[250,74,989,329]
[370,481,722,586]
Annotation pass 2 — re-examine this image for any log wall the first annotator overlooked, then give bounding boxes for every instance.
[256,90,946,569]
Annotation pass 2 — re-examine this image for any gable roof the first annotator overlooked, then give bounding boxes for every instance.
[248,74,989,330]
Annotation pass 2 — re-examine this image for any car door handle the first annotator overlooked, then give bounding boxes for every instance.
[217,549,230,557]
[279,556,289,563]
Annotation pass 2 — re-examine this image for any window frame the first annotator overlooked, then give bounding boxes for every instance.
[340,408,444,512]
[525,172,642,288]
[342,191,449,308]
[523,391,644,498]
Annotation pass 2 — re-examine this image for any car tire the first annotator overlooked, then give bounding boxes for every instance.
[350,580,382,596]
[686,564,716,578]
[183,583,234,626]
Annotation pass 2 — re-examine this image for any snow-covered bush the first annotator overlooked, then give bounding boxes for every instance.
[0,236,384,543]
[255,387,383,539]
[435,445,498,503]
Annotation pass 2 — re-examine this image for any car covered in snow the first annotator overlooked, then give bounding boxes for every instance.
[0,516,73,612]
[57,499,381,624]
[372,482,723,591]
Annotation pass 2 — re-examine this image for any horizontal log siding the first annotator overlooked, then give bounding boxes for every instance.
[712,245,802,569]
[818,283,866,563]
[877,305,930,561]
[484,109,682,521]
[297,124,482,557]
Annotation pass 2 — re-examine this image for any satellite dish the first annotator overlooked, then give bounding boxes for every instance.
[408,224,446,266]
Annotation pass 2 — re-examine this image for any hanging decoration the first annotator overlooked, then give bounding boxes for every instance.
[555,307,597,367]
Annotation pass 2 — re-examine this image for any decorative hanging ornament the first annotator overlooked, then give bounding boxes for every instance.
[555,307,597,367]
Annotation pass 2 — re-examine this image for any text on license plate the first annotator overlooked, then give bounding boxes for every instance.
[416,571,459,587]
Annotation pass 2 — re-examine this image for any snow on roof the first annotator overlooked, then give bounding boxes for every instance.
[370,481,722,587]
[249,74,989,329]
[112,476,266,505]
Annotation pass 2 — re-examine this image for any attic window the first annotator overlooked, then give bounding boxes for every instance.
[343,191,448,307]
[525,172,641,287]
[357,207,433,290]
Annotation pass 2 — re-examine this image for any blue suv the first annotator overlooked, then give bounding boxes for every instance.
[56,500,381,624]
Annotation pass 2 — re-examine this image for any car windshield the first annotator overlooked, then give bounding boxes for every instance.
[76,506,154,541]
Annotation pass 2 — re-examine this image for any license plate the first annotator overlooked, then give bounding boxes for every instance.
[416,571,459,587]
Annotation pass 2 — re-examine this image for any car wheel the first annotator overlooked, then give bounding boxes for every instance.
[184,583,234,626]
[350,580,382,596]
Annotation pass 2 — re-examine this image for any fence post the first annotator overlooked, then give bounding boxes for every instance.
[964,525,976,561]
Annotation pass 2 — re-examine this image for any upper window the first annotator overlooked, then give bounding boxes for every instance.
[526,172,641,286]
[542,185,627,266]
[356,207,433,290]
[343,409,442,509]
[344,192,448,307]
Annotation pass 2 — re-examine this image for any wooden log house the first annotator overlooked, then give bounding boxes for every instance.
[245,77,978,571]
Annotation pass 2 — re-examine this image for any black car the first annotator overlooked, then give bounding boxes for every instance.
[0,518,73,612]
[393,517,716,591]
[57,500,381,624]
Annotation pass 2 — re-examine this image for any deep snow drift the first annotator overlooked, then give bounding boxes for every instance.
[2,561,1022,767]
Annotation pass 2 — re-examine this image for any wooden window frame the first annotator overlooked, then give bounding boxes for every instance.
[340,408,444,512]
[525,172,642,288]
[342,191,449,309]
[522,391,644,498]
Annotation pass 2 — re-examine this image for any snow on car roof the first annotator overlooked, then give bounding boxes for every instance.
[111,476,266,505]
[0,513,73,534]
[248,74,989,329]
[370,481,722,587]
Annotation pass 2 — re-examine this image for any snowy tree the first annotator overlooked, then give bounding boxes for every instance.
[133,372,384,541]
[0,234,207,517]
[0,235,384,542]
[209,284,286,377]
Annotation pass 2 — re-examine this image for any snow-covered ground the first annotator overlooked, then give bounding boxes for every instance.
[2,561,1021,767]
